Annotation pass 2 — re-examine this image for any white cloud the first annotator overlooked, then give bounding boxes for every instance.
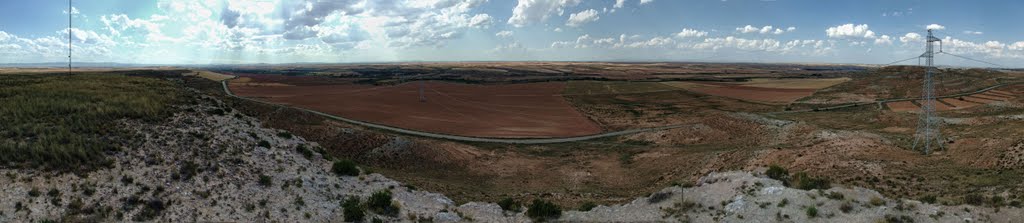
[874,35,892,45]
[554,27,563,32]
[495,30,513,38]
[963,31,983,35]
[736,25,759,33]
[508,0,582,27]
[926,24,945,30]
[737,25,792,35]
[1010,42,1024,51]
[613,0,654,8]
[469,14,494,28]
[899,32,922,43]
[566,9,600,27]
[825,24,875,39]
[613,0,627,8]
[984,41,1005,50]
[675,28,708,38]
[62,6,80,15]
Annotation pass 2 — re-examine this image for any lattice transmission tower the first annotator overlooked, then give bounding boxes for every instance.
[912,29,944,154]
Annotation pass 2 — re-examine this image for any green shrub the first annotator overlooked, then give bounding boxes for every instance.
[296,144,314,159]
[806,206,818,218]
[332,160,360,176]
[258,175,272,187]
[526,199,562,222]
[870,197,886,206]
[826,191,844,200]
[791,172,830,190]
[839,202,853,213]
[498,197,521,212]
[367,190,399,217]
[257,140,271,148]
[777,198,788,207]
[963,194,985,205]
[342,197,365,222]
[920,195,937,204]
[578,202,597,211]
[133,199,167,221]
[277,132,293,139]
[766,165,789,182]
[28,188,41,197]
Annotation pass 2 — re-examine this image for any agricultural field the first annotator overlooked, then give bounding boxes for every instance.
[229,74,602,138]
[210,62,1024,213]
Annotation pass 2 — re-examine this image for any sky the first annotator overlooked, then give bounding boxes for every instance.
[0,0,1022,67]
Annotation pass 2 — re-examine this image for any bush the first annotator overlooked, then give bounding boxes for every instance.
[296,144,314,159]
[578,202,597,211]
[791,172,830,190]
[277,132,293,139]
[766,165,789,182]
[367,190,399,217]
[839,202,854,213]
[343,197,365,222]
[870,197,886,206]
[920,195,937,204]
[806,206,818,218]
[647,192,672,204]
[28,188,41,197]
[257,140,271,148]
[826,191,844,200]
[498,197,521,212]
[258,175,272,187]
[526,199,562,222]
[133,199,167,221]
[332,160,360,176]
[963,194,985,206]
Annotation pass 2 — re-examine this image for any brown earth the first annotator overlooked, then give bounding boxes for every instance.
[229,74,602,138]
[667,81,819,104]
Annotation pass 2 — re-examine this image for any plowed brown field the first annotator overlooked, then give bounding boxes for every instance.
[229,74,602,138]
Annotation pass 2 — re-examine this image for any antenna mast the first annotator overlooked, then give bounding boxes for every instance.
[912,29,944,154]
[68,0,72,75]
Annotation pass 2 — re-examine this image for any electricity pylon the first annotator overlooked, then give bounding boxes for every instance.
[912,29,944,154]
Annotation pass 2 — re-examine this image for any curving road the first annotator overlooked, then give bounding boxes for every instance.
[220,79,686,144]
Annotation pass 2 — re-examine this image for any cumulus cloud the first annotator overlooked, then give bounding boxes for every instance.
[825,24,875,39]
[737,25,792,35]
[566,9,600,27]
[1010,42,1024,51]
[736,25,760,33]
[469,14,494,28]
[874,35,892,45]
[675,28,708,38]
[926,24,945,30]
[613,0,654,9]
[508,0,582,27]
[496,30,513,38]
[900,32,922,43]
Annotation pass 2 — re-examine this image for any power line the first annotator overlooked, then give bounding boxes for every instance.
[939,52,1004,68]
[883,56,922,66]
